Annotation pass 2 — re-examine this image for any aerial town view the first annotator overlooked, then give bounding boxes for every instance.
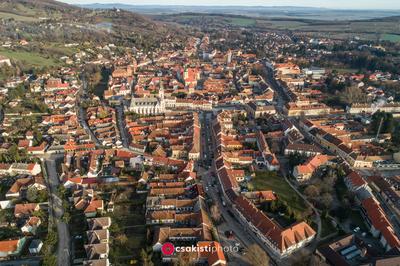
[1,0,400,265]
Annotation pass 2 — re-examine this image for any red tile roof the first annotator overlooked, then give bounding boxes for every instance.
[361,197,400,249]
[232,193,315,252]
[0,239,19,253]
[346,171,367,188]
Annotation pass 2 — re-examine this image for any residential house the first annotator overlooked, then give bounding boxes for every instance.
[360,197,400,251]
[14,203,40,219]
[87,230,110,244]
[28,239,43,255]
[0,238,26,259]
[21,216,41,235]
[9,163,41,176]
[87,217,112,231]
[293,155,332,182]
[85,243,109,260]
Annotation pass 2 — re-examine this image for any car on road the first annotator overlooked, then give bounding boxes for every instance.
[225,230,234,239]
[239,247,246,255]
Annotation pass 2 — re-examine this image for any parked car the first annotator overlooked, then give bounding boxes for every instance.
[225,230,234,239]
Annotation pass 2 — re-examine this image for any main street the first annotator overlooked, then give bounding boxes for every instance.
[198,111,286,266]
[43,154,71,266]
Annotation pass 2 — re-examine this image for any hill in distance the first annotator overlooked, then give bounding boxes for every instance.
[80,4,400,21]
[0,0,184,47]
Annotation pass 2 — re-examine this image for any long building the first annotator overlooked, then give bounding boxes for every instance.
[212,111,316,259]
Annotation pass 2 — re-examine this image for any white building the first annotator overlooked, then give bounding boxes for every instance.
[129,84,165,115]
[0,55,11,67]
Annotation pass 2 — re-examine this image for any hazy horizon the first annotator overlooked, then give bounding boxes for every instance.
[58,0,400,10]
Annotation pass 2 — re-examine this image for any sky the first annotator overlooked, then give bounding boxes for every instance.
[59,0,400,10]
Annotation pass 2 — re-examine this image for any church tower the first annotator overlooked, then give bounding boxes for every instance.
[158,79,165,112]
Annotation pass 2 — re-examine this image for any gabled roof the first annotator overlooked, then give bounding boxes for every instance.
[232,192,316,253]
[0,239,20,252]
[345,171,367,188]
[361,197,400,249]
[14,203,39,216]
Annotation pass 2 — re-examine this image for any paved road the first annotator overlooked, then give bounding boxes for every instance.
[200,167,253,266]
[44,155,71,266]
[199,111,284,265]
[77,77,101,146]
[115,104,130,148]
[199,112,253,265]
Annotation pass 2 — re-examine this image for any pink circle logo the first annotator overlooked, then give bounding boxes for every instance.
[161,242,175,256]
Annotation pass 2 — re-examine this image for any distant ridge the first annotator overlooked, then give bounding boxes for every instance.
[0,0,184,47]
[80,3,400,21]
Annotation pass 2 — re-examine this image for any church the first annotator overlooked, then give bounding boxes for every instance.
[129,83,166,115]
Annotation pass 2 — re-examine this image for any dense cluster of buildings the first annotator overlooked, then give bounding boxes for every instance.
[1,13,400,266]
[212,110,316,258]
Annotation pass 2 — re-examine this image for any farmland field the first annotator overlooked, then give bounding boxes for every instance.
[227,17,256,26]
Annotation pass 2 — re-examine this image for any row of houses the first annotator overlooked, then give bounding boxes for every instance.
[344,171,400,252]
[142,158,227,265]
[212,110,316,259]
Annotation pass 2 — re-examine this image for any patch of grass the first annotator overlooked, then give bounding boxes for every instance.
[0,11,39,22]
[252,171,307,213]
[382,34,400,42]
[43,43,79,57]
[321,216,337,238]
[0,48,61,68]
[327,68,359,74]
[267,20,309,30]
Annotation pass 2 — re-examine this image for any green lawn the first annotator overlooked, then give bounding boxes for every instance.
[382,34,400,42]
[252,171,307,214]
[0,48,60,68]
[44,43,80,57]
[327,68,359,74]
[321,216,338,238]
[0,11,39,22]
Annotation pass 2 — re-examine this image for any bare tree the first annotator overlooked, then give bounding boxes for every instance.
[304,185,320,199]
[210,204,222,224]
[174,251,192,266]
[245,244,270,266]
